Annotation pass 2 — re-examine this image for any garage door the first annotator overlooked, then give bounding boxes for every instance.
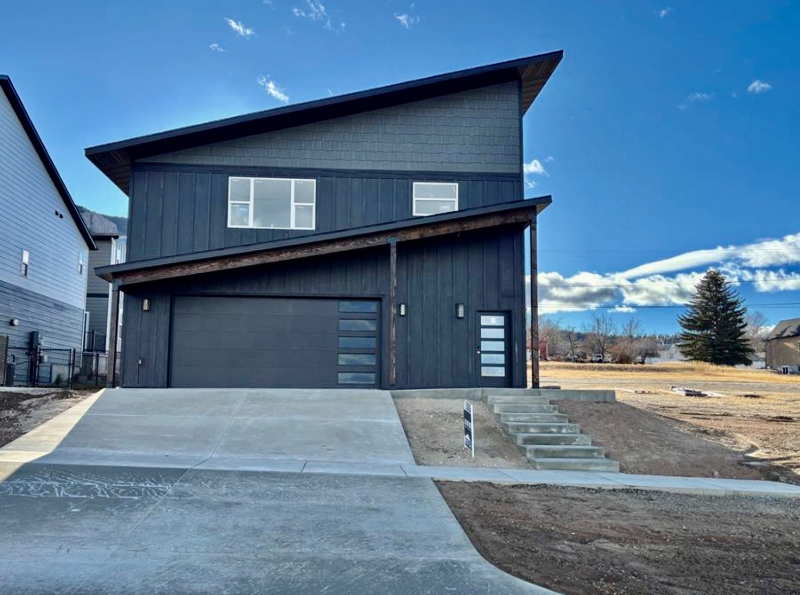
[169,296,380,388]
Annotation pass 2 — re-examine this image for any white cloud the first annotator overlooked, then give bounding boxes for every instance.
[544,155,555,163]
[225,18,255,37]
[748,79,773,94]
[744,270,800,292]
[257,75,289,103]
[395,14,420,28]
[525,180,537,190]
[611,305,637,313]
[523,159,548,175]
[293,0,345,31]
[657,7,673,18]
[209,43,225,52]
[678,92,712,110]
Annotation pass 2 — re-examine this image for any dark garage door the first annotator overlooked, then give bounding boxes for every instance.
[169,296,380,388]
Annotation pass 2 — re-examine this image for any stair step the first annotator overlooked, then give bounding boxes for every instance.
[492,404,557,414]
[517,433,592,446]
[499,413,569,423]
[503,422,581,434]
[522,445,605,459]
[486,395,552,405]
[530,457,621,472]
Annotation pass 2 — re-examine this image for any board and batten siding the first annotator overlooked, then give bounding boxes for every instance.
[138,82,521,174]
[120,226,525,389]
[125,168,521,262]
[0,87,89,348]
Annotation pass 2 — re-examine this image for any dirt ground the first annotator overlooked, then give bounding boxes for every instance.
[438,482,800,595]
[0,389,95,448]
[542,361,800,482]
[393,398,532,468]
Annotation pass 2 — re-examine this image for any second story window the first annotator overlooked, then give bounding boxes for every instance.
[78,251,85,275]
[228,177,316,230]
[21,250,29,277]
[413,182,458,216]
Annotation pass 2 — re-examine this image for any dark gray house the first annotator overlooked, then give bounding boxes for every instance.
[87,52,561,389]
[0,75,96,351]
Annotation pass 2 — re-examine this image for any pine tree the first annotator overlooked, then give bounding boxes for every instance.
[677,270,754,366]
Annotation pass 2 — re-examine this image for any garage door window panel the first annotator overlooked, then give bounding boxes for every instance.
[228,177,316,230]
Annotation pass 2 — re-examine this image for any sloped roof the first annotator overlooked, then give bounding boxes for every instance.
[85,51,563,194]
[767,317,800,341]
[81,211,120,238]
[0,75,96,250]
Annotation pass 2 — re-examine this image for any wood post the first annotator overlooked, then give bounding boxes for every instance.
[529,217,539,388]
[389,238,398,387]
[107,283,121,388]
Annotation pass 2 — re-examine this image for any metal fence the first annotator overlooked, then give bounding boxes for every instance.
[84,331,107,352]
[3,346,117,389]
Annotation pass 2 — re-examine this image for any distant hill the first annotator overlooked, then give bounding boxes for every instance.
[77,206,128,235]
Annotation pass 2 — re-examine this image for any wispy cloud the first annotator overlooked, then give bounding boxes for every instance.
[293,0,345,31]
[536,231,800,313]
[657,7,673,18]
[209,43,225,52]
[544,155,555,163]
[523,159,548,175]
[225,18,255,37]
[748,79,773,94]
[678,92,712,110]
[257,75,289,103]
[395,13,420,28]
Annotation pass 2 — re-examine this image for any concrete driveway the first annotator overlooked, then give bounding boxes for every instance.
[0,389,557,594]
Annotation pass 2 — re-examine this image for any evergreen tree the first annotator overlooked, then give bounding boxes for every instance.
[677,270,754,366]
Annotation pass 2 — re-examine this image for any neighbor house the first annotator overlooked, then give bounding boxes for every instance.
[86,52,562,389]
[765,317,800,374]
[81,212,127,352]
[0,75,95,352]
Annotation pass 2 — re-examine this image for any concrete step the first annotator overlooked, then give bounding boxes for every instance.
[492,404,557,414]
[522,445,605,459]
[503,422,580,434]
[499,413,569,424]
[517,433,592,446]
[486,395,552,405]
[530,457,621,472]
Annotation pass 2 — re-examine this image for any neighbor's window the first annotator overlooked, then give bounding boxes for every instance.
[228,177,316,230]
[21,250,29,277]
[78,251,85,275]
[412,182,458,216]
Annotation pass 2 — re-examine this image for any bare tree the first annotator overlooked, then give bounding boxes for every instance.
[538,315,567,359]
[563,325,580,361]
[745,311,771,354]
[582,312,617,361]
[621,318,643,341]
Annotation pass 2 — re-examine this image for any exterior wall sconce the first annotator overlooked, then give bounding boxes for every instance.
[9,318,20,326]
[399,303,406,316]
[142,298,151,312]
[456,303,465,319]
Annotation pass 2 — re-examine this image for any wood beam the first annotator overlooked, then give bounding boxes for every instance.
[388,238,398,388]
[529,216,539,388]
[107,282,121,388]
[112,207,538,287]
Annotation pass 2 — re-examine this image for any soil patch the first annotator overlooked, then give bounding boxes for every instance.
[0,390,94,447]
[438,481,800,595]
[393,398,531,468]
[556,400,766,480]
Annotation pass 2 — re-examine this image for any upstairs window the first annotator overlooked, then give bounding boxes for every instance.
[21,250,29,277]
[78,251,85,275]
[413,182,458,216]
[228,177,316,230]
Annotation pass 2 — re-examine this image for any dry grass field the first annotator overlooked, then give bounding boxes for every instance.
[540,361,800,479]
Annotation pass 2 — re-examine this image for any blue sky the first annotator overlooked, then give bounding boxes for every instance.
[2,0,799,333]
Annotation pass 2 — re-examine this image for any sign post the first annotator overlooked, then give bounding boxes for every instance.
[463,400,475,458]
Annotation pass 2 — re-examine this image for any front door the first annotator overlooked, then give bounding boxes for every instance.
[477,312,511,387]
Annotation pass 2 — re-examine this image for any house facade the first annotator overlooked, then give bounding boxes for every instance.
[87,52,561,389]
[765,317,800,374]
[0,76,95,351]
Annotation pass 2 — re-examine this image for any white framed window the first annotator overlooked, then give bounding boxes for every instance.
[78,251,85,275]
[228,176,316,230]
[21,250,29,277]
[412,182,458,217]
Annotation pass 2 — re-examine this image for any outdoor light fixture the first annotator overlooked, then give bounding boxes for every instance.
[399,303,406,316]
[9,318,19,326]
[456,303,465,319]
[142,298,151,312]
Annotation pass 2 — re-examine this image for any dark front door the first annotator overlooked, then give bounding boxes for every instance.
[169,296,380,388]
[476,312,511,387]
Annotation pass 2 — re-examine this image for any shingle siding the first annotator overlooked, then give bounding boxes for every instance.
[0,88,89,311]
[139,82,521,174]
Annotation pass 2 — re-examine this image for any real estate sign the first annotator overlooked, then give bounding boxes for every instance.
[463,400,475,458]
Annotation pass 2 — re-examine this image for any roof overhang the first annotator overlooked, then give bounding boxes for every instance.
[85,51,563,194]
[0,76,96,250]
[97,197,551,288]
